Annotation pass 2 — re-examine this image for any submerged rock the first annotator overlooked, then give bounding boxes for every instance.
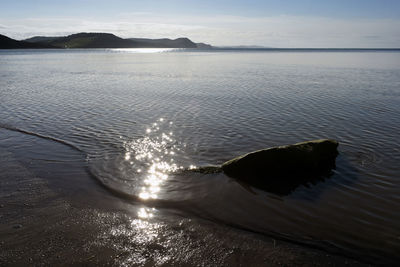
[221,139,339,195]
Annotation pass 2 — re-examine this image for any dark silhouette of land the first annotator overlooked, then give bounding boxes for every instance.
[0,34,56,49]
[0,32,212,49]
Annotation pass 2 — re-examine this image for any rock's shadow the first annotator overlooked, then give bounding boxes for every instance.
[226,152,360,201]
[229,164,336,196]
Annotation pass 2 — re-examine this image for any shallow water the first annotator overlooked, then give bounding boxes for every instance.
[1,49,400,264]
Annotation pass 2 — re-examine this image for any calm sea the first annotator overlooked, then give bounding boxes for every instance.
[1,48,399,264]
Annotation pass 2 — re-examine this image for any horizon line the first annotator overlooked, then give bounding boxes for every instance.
[2,32,400,50]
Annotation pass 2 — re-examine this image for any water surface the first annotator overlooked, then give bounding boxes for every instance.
[1,48,399,264]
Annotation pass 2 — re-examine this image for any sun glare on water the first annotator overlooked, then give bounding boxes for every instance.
[111,48,181,53]
[123,118,182,200]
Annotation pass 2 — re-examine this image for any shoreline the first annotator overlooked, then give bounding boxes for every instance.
[0,129,375,266]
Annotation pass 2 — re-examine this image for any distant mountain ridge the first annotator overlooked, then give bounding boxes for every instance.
[5,32,212,49]
[128,37,197,48]
[0,34,56,49]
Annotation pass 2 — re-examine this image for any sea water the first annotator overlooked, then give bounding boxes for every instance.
[1,48,399,263]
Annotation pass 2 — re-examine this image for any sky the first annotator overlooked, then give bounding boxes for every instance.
[1,0,400,47]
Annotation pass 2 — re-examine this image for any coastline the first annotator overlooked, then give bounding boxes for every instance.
[0,129,372,266]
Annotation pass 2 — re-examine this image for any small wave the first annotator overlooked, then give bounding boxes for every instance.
[0,123,84,153]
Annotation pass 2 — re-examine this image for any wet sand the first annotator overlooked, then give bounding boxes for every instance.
[0,132,371,266]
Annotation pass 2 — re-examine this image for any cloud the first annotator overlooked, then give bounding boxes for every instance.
[1,14,400,47]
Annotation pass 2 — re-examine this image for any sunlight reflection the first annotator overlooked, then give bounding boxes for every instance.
[137,207,155,219]
[107,208,159,245]
[111,48,181,53]
[98,207,170,266]
[124,118,181,200]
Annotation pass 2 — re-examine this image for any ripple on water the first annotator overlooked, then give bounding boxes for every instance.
[1,50,400,264]
[89,118,194,200]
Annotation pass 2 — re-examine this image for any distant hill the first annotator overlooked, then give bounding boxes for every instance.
[24,36,63,44]
[128,37,212,48]
[22,32,213,49]
[195,42,213,49]
[37,33,137,48]
[0,34,55,49]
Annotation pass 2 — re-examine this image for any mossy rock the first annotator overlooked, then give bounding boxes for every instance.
[221,139,339,195]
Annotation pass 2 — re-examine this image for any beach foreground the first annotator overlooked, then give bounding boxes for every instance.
[0,134,369,266]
